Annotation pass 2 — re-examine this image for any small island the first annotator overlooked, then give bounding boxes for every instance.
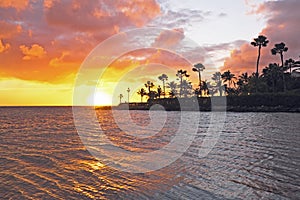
[111,35,300,112]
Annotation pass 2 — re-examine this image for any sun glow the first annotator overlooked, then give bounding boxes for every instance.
[87,91,112,106]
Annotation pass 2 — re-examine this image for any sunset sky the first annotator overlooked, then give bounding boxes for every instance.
[1,0,299,105]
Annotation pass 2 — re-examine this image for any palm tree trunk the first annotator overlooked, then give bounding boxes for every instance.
[256,46,261,78]
[198,71,202,97]
[280,53,286,92]
[255,45,261,93]
[163,80,166,98]
[180,77,182,97]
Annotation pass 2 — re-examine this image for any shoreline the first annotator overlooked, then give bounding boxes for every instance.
[108,94,300,112]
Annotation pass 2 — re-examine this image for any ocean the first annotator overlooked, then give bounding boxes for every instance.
[0,107,299,199]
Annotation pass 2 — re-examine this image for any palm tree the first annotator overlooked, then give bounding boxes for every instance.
[158,74,168,98]
[192,63,205,97]
[157,85,162,98]
[137,88,146,102]
[201,80,209,96]
[181,80,193,97]
[126,88,130,103]
[167,81,178,98]
[176,69,190,97]
[239,72,250,84]
[262,63,282,93]
[221,70,237,88]
[285,58,295,74]
[148,91,158,99]
[247,73,263,93]
[206,81,216,96]
[211,72,224,96]
[145,81,154,94]
[271,42,288,92]
[237,72,250,94]
[251,35,269,78]
[118,94,123,104]
[271,42,288,67]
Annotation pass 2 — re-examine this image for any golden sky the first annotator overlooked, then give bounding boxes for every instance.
[0,0,299,105]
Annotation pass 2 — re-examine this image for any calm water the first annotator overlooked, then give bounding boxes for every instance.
[0,107,299,199]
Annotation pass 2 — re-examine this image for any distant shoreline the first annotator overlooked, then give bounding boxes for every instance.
[109,94,300,112]
[2,94,299,113]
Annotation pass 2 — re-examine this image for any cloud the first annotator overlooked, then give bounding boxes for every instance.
[218,12,227,17]
[205,40,246,52]
[49,51,78,68]
[99,47,212,90]
[19,44,47,60]
[0,0,29,10]
[152,28,185,48]
[221,0,300,75]
[44,0,160,32]
[0,20,22,38]
[149,8,208,29]
[0,0,162,83]
[0,39,10,53]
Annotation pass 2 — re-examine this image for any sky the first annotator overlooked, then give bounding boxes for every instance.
[0,0,299,105]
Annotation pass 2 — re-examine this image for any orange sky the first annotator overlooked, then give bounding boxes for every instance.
[0,0,299,105]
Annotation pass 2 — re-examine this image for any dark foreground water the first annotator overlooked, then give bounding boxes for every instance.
[0,107,299,199]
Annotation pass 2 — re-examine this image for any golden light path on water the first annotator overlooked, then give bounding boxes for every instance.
[0,107,299,199]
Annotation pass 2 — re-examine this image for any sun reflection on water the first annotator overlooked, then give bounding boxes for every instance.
[1,108,300,199]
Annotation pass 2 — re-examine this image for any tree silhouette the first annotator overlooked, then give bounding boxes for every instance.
[157,85,162,98]
[118,94,123,104]
[158,74,168,98]
[251,35,269,78]
[181,80,193,97]
[251,35,269,93]
[271,42,288,67]
[145,81,154,94]
[271,42,288,92]
[206,81,216,96]
[237,72,250,94]
[221,70,237,88]
[192,63,205,97]
[126,88,130,103]
[167,81,178,98]
[239,72,250,84]
[285,58,295,74]
[148,91,158,99]
[201,80,209,96]
[137,88,146,102]
[212,72,224,96]
[262,63,282,93]
[176,69,190,97]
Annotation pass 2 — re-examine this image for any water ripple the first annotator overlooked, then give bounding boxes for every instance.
[0,107,299,199]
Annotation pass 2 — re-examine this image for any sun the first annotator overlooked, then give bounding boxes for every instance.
[87,91,112,106]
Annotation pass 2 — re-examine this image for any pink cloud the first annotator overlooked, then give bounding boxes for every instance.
[0,0,158,83]
[44,0,160,32]
[0,39,10,53]
[0,0,29,10]
[222,0,300,75]
[152,28,185,48]
[0,20,22,38]
[19,44,47,60]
